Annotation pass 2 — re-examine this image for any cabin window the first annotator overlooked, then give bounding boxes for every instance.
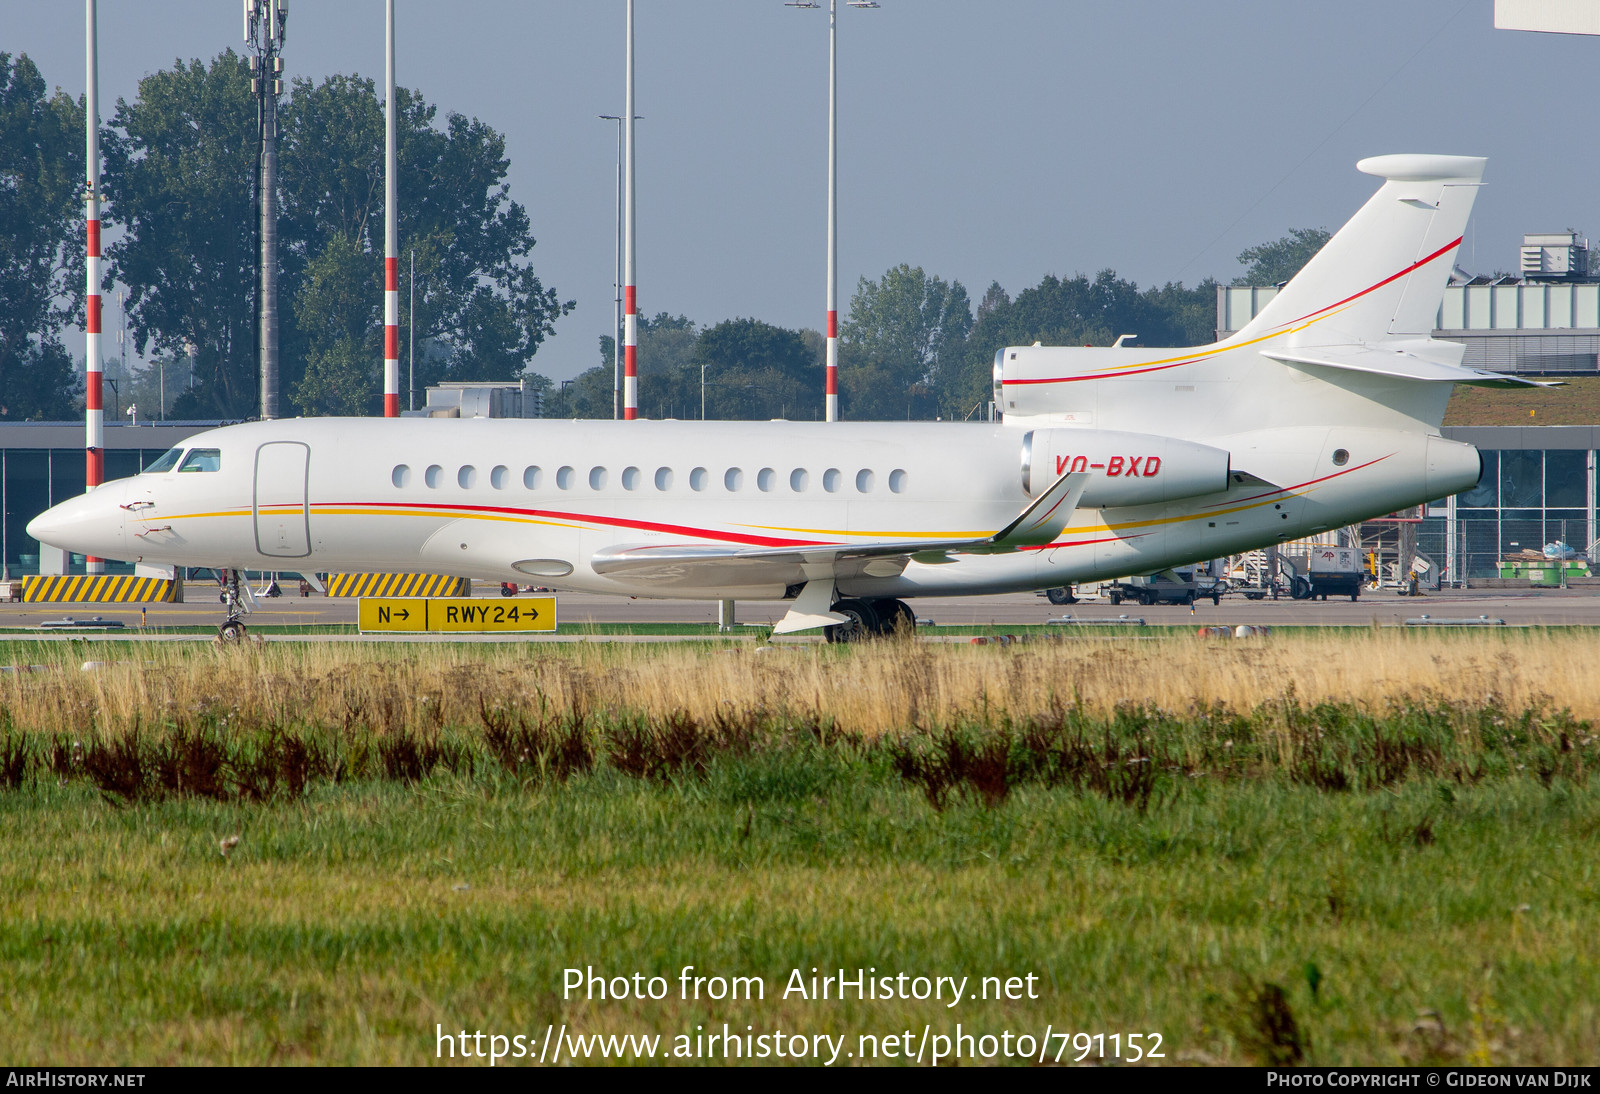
[425,465,443,489]
[757,468,776,492]
[724,467,744,491]
[144,447,184,474]
[823,468,842,493]
[523,466,542,489]
[458,465,477,489]
[589,466,608,490]
[621,466,641,491]
[179,448,221,473]
[790,468,809,492]
[690,467,709,491]
[490,465,509,489]
[392,464,411,488]
[556,466,575,490]
[655,467,673,491]
[889,468,908,493]
[855,469,875,493]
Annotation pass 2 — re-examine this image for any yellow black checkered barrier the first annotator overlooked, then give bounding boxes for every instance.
[22,575,183,603]
[325,573,471,598]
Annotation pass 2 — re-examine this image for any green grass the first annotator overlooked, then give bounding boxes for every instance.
[1,700,1597,1065]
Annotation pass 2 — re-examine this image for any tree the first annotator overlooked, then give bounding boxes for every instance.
[839,264,972,420]
[1234,227,1330,286]
[0,53,86,419]
[103,56,573,420]
[291,232,380,415]
[693,318,820,420]
[579,313,699,418]
[102,52,259,419]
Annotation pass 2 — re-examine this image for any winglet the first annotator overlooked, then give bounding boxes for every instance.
[989,472,1090,549]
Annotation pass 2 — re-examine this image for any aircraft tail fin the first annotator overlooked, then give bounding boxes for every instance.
[1234,154,1486,347]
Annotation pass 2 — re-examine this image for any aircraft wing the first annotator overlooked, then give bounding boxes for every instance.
[589,471,1090,589]
[1262,345,1560,388]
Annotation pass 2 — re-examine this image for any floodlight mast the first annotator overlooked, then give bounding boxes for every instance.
[599,114,639,420]
[246,0,288,421]
[85,0,103,573]
[788,0,880,422]
[623,0,638,420]
[383,0,399,417]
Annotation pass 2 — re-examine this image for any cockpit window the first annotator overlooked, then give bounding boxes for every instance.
[144,447,184,474]
[178,448,222,473]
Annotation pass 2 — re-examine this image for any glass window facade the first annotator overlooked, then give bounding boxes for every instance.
[1426,448,1597,579]
[2,447,176,574]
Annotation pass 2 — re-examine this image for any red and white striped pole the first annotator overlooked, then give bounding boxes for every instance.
[824,0,838,422]
[85,0,104,573]
[382,0,400,417]
[622,0,638,420]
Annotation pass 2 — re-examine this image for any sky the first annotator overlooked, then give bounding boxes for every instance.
[11,1,1600,381]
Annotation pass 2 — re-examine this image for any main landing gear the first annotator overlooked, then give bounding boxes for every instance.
[215,569,253,644]
[823,597,917,644]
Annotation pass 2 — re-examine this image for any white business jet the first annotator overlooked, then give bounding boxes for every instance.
[30,155,1536,641]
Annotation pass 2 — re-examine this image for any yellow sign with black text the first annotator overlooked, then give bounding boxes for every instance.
[358,597,557,633]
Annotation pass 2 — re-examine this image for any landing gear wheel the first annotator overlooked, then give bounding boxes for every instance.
[1045,587,1077,606]
[868,598,917,638]
[824,598,879,644]
[215,568,253,645]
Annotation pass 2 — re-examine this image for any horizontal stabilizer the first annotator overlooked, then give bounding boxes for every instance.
[1262,345,1559,388]
[591,472,1091,590]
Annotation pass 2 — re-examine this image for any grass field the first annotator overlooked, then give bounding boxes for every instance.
[1,634,1597,1066]
[1444,375,1600,426]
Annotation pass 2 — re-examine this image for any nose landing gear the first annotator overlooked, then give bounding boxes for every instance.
[215,569,255,644]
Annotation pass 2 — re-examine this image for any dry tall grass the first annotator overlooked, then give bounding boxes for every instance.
[6,629,1598,738]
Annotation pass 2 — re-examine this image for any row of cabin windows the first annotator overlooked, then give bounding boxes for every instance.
[392,463,909,495]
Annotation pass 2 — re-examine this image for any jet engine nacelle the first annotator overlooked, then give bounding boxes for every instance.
[1022,428,1231,507]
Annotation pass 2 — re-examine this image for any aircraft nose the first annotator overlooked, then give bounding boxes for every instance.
[26,483,128,558]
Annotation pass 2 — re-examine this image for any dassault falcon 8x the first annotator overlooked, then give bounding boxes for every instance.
[30,154,1537,641]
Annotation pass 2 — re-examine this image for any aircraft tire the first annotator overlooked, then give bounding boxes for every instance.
[218,620,247,644]
[1045,587,1075,606]
[868,598,917,638]
[825,598,879,644]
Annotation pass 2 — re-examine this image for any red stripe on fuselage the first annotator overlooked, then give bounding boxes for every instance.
[1201,452,1394,509]
[329,499,835,549]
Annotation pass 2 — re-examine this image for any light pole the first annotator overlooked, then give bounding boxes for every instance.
[382,0,399,418]
[787,0,879,422]
[246,0,287,421]
[622,0,638,421]
[600,113,640,420]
